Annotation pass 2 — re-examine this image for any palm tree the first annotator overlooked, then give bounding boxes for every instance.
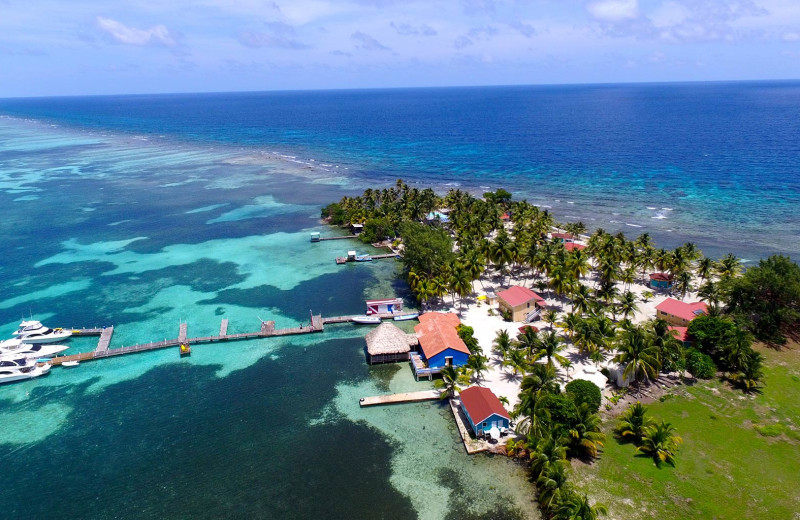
[516,326,540,356]
[493,329,512,358]
[696,256,714,281]
[638,420,682,467]
[536,461,571,511]
[732,351,764,392]
[551,492,608,520]
[613,327,661,386]
[529,433,568,479]
[466,354,489,383]
[543,309,559,330]
[534,330,569,369]
[571,284,593,316]
[449,267,473,310]
[716,253,742,280]
[502,348,529,376]
[674,270,693,299]
[434,366,469,399]
[615,401,655,443]
[617,291,639,321]
[567,403,605,459]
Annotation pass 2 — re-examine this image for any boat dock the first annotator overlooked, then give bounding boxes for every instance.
[359,389,442,407]
[46,311,419,367]
[335,253,400,264]
[448,398,492,454]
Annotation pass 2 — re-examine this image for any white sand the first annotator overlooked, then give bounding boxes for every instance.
[430,247,703,413]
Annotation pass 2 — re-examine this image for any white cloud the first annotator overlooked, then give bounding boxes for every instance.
[96,16,178,47]
[351,31,390,51]
[587,0,639,22]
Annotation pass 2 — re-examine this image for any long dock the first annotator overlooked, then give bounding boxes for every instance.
[321,312,418,324]
[318,236,353,241]
[47,311,414,367]
[359,389,441,407]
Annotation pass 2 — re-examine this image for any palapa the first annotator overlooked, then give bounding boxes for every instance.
[365,323,418,364]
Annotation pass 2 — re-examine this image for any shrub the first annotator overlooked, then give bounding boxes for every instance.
[685,348,716,379]
[539,393,579,435]
[457,324,481,354]
[565,379,602,412]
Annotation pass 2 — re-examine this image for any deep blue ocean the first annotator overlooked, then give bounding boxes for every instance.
[0,82,798,519]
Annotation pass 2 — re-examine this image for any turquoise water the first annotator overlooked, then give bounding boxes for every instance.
[0,117,537,519]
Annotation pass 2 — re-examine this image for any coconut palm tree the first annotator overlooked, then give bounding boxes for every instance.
[530,433,568,479]
[674,270,693,299]
[696,256,714,281]
[536,461,571,511]
[617,291,639,321]
[434,366,470,399]
[613,327,661,386]
[449,267,473,310]
[732,350,764,392]
[493,329,513,358]
[567,403,605,459]
[571,284,593,316]
[716,253,742,280]
[551,492,608,520]
[543,309,559,330]
[466,354,490,383]
[697,280,721,305]
[516,326,541,356]
[638,420,683,467]
[615,401,655,443]
[502,348,529,377]
[534,330,569,369]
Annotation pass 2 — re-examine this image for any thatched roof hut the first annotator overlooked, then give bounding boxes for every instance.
[365,323,418,364]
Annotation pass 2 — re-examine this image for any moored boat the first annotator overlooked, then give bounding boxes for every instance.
[351,316,382,324]
[14,320,72,344]
[61,360,80,367]
[0,338,69,359]
[393,313,419,321]
[0,358,51,384]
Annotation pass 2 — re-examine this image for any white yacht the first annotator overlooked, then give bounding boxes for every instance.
[0,357,51,384]
[0,337,69,359]
[13,320,72,344]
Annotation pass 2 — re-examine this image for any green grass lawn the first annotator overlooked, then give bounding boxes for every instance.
[571,344,800,520]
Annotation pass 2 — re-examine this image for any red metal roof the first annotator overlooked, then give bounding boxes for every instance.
[552,232,574,240]
[497,286,546,308]
[649,272,674,282]
[518,325,539,334]
[501,213,510,220]
[656,298,708,322]
[414,312,471,359]
[460,386,510,424]
[564,242,586,252]
[668,326,689,342]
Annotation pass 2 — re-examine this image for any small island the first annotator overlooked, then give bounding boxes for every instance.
[324,179,800,519]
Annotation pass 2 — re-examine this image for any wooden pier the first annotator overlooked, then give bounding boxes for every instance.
[46,311,415,367]
[359,389,441,407]
[318,236,354,241]
[335,253,400,264]
[321,312,418,325]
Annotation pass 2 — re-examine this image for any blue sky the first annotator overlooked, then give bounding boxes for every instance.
[1,0,799,97]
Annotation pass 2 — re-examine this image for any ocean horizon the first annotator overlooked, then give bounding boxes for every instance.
[0,81,798,519]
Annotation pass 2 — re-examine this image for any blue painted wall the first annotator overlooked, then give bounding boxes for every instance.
[650,279,673,289]
[463,411,510,435]
[426,348,469,369]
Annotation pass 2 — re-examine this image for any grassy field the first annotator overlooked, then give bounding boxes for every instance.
[571,343,800,520]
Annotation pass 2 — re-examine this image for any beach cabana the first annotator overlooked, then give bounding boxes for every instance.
[411,312,470,380]
[649,272,674,290]
[655,298,708,327]
[351,223,364,234]
[365,323,419,364]
[366,298,403,315]
[497,286,546,323]
[459,386,510,437]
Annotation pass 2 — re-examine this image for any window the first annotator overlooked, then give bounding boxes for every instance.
[482,422,487,427]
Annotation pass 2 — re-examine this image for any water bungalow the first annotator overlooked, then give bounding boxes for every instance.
[497,286,547,323]
[366,298,404,315]
[656,298,708,327]
[410,312,470,380]
[459,386,510,438]
[364,323,419,364]
[351,223,364,234]
[649,272,675,290]
[310,232,321,242]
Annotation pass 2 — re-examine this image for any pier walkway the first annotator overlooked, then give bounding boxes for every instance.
[47,311,417,367]
[359,389,441,407]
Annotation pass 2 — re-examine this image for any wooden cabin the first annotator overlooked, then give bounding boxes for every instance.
[365,323,419,364]
[459,386,510,437]
[497,286,546,323]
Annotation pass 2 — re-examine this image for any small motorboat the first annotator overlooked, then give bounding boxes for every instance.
[61,360,80,367]
[393,313,419,321]
[351,316,382,325]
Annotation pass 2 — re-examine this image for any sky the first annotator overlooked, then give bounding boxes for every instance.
[1,0,800,97]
